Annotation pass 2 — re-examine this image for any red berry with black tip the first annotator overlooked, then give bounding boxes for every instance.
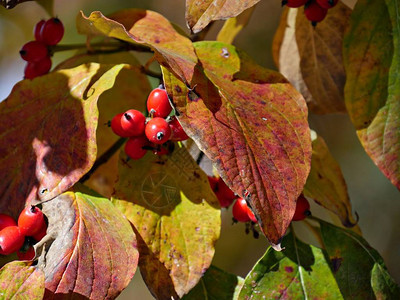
[24,56,52,79]
[20,41,48,62]
[169,117,189,141]
[125,135,148,160]
[232,198,251,223]
[40,17,64,45]
[316,0,338,9]
[110,113,131,138]
[18,206,45,236]
[282,0,308,8]
[121,109,146,137]
[0,214,16,231]
[304,1,328,23]
[0,226,25,255]
[145,117,171,144]
[292,194,311,221]
[147,88,172,118]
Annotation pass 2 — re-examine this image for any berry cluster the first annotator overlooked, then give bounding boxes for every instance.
[111,87,189,159]
[20,18,64,79]
[282,0,338,25]
[0,206,47,261]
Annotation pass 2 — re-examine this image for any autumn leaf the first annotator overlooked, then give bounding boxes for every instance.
[76,9,197,85]
[185,0,260,33]
[112,145,220,298]
[38,186,138,299]
[163,41,311,247]
[0,261,45,299]
[0,63,124,218]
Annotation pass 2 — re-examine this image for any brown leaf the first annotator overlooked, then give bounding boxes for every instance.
[163,41,311,247]
[38,186,138,299]
[185,0,260,33]
[0,64,124,218]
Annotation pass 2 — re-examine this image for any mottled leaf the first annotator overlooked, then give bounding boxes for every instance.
[216,6,255,45]
[112,145,220,298]
[185,0,260,33]
[0,261,45,299]
[319,220,400,299]
[38,186,138,299]
[238,232,342,299]
[0,63,124,218]
[163,41,311,247]
[344,0,400,190]
[182,265,243,300]
[76,9,197,85]
[56,52,151,197]
[304,131,357,227]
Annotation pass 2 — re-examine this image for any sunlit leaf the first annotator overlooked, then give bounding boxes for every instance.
[304,131,357,227]
[112,145,220,298]
[185,0,260,33]
[344,0,400,190]
[182,265,243,300]
[0,63,124,218]
[163,41,311,247]
[0,261,44,299]
[56,52,152,197]
[238,232,342,299]
[319,220,400,299]
[39,186,138,299]
[76,9,197,85]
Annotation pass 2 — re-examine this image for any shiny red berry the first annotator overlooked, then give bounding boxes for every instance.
[17,246,35,261]
[32,223,47,242]
[34,20,45,41]
[0,226,25,255]
[304,1,328,24]
[147,88,172,118]
[110,113,131,138]
[40,17,64,45]
[292,194,311,221]
[18,206,45,236]
[316,0,338,9]
[121,109,146,137]
[214,177,236,208]
[19,41,48,62]
[247,208,257,223]
[208,176,219,192]
[0,214,16,231]
[24,56,52,79]
[125,136,148,160]
[169,117,189,141]
[282,0,308,8]
[232,198,251,223]
[145,117,171,144]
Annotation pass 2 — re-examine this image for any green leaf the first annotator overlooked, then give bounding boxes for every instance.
[304,131,357,227]
[0,63,124,218]
[38,186,138,299]
[0,261,45,299]
[182,265,244,300]
[163,41,311,247]
[185,0,260,33]
[238,232,342,299]
[56,52,152,197]
[112,145,221,298]
[319,220,400,299]
[344,0,400,190]
[76,9,197,85]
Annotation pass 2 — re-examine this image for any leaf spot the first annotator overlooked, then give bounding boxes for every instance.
[284,266,293,273]
[331,257,343,273]
[221,47,230,58]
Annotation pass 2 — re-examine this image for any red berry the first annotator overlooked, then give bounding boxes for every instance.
[147,88,172,118]
[304,1,328,24]
[232,198,251,223]
[18,206,46,236]
[247,208,257,223]
[110,113,131,138]
[32,223,47,242]
[153,145,169,156]
[125,136,148,160]
[169,117,189,141]
[292,194,311,221]
[40,17,64,45]
[24,56,52,79]
[145,117,171,144]
[17,246,35,261]
[282,0,308,8]
[208,176,219,192]
[0,226,25,255]
[121,109,146,137]
[19,41,48,62]
[214,177,236,208]
[0,214,16,231]
[34,20,45,41]
[316,0,338,9]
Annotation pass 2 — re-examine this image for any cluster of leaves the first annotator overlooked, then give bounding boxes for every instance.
[0,0,399,299]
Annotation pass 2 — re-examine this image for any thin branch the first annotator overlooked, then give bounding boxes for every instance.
[52,41,152,53]
[196,151,205,165]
